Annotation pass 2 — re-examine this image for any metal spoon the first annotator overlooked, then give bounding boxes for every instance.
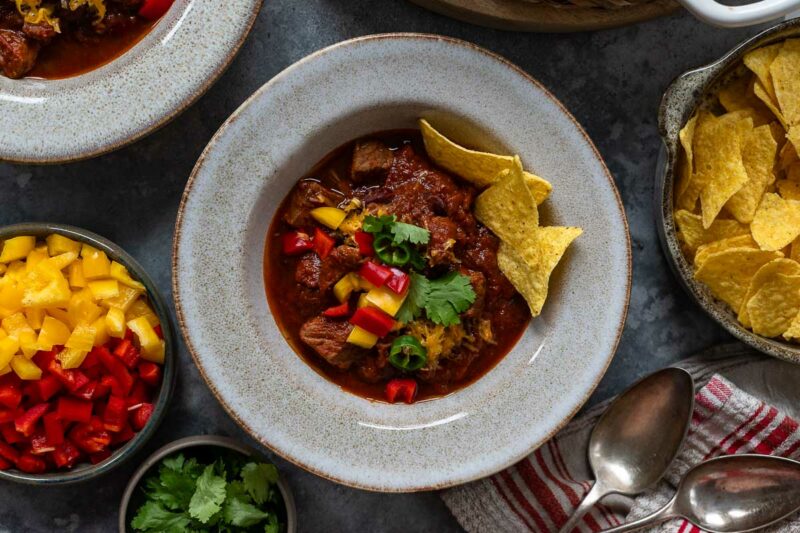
[599,455,800,532]
[559,368,694,533]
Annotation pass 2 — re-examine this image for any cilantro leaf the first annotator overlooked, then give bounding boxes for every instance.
[161,453,185,472]
[131,501,191,533]
[265,514,281,533]
[188,465,227,524]
[396,273,430,323]
[391,222,430,245]
[362,215,395,234]
[423,272,476,326]
[223,494,271,527]
[241,462,279,505]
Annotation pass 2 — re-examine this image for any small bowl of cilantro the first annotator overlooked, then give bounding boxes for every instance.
[119,435,296,533]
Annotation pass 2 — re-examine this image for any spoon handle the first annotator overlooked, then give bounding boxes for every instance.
[558,482,605,533]
[597,498,676,533]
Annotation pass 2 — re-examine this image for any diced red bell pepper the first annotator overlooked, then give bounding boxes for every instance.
[386,268,410,295]
[81,348,102,370]
[30,432,56,455]
[15,403,49,437]
[154,324,163,339]
[322,301,350,318]
[22,382,40,404]
[0,384,22,409]
[385,378,418,404]
[52,440,81,469]
[0,408,22,425]
[94,347,134,396]
[137,362,161,387]
[313,228,336,260]
[72,380,97,401]
[1,423,21,444]
[358,261,393,287]
[138,0,173,19]
[127,380,151,407]
[96,375,116,399]
[281,231,314,256]
[89,449,112,465]
[0,441,19,463]
[113,339,140,369]
[354,230,375,256]
[16,453,46,474]
[349,306,396,337]
[43,412,64,446]
[35,375,62,402]
[47,361,90,393]
[103,396,127,433]
[69,420,111,454]
[111,424,135,445]
[32,348,60,370]
[131,403,154,431]
[0,457,10,470]
[57,397,92,423]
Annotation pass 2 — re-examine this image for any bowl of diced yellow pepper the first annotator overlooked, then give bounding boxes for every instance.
[0,223,176,484]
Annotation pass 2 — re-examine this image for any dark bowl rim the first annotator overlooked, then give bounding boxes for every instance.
[117,434,297,533]
[656,19,800,364]
[0,222,177,484]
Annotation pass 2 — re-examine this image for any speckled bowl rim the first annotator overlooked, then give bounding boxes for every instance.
[656,19,800,364]
[0,0,263,165]
[118,435,297,533]
[0,223,177,484]
[172,33,632,492]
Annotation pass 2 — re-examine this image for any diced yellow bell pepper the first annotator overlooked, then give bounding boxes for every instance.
[365,286,407,317]
[109,261,145,291]
[38,315,71,349]
[19,330,40,358]
[310,207,347,230]
[25,247,49,272]
[357,293,369,308]
[65,324,96,352]
[24,307,44,330]
[57,348,88,370]
[81,244,110,279]
[102,285,141,312]
[46,308,72,326]
[67,289,102,327]
[105,307,126,338]
[10,355,41,380]
[0,366,10,376]
[43,252,77,272]
[68,260,86,288]
[46,234,81,256]
[357,276,377,292]
[21,268,71,308]
[333,273,360,303]
[4,261,24,279]
[346,325,378,349]
[0,282,24,315]
[0,328,5,340]
[0,264,5,275]
[0,336,19,369]
[127,316,164,363]
[92,315,109,346]
[0,236,35,263]
[125,299,159,327]
[2,312,32,338]
[87,279,119,300]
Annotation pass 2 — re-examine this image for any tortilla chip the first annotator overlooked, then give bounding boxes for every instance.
[783,308,800,340]
[694,248,783,310]
[770,39,800,126]
[777,179,800,201]
[779,138,799,170]
[750,192,800,251]
[419,119,552,203]
[754,81,788,129]
[724,124,778,223]
[474,158,538,239]
[694,235,758,269]
[676,114,699,208]
[674,210,750,258]
[747,273,800,337]
[738,258,800,327]
[696,113,752,228]
[744,43,782,103]
[497,226,582,317]
[789,164,800,182]
[790,127,800,154]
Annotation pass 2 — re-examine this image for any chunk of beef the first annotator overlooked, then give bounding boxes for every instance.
[0,29,37,79]
[463,226,517,300]
[426,216,458,266]
[318,245,361,292]
[22,22,55,43]
[0,5,23,29]
[351,140,393,183]
[460,268,485,318]
[283,181,343,228]
[295,253,321,289]
[300,316,364,369]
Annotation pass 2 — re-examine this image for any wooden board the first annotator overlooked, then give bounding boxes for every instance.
[409,0,680,32]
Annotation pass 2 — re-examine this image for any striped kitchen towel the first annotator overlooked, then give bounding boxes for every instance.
[442,344,800,532]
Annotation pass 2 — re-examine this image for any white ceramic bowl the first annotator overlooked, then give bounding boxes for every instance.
[173,33,631,492]
[0,0,262,164]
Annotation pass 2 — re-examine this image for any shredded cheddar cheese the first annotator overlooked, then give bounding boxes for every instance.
[407,320,473,369]
[14,0,107,33]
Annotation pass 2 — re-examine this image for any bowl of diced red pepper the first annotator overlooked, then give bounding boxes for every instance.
[0,223,176,484]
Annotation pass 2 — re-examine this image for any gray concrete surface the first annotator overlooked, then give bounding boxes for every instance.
[0,0,768,530]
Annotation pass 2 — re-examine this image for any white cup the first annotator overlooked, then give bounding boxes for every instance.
[678,0,800,26]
